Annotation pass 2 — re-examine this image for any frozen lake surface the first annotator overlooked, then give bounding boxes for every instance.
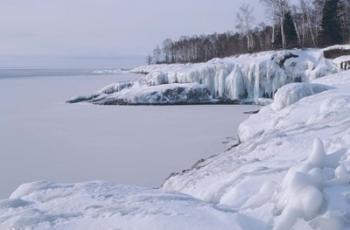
[0,71,258,198]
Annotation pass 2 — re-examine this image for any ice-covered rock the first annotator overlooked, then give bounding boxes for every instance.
[132,49,338,101]
[88,83,213,105]
[69,48,339,105]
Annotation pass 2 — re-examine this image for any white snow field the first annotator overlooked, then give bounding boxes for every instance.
[0,71,257,199]
[2,69,350,229]
[70,48,339,105]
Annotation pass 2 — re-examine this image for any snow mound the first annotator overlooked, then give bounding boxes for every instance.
[272,83,333,110]
[69,48,339,105]
[0,181,246,230]
[273,138,350,230]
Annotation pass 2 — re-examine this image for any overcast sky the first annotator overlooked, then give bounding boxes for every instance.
[0,0,264,59]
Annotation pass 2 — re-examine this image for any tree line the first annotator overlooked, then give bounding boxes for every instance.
[148,0,350,64]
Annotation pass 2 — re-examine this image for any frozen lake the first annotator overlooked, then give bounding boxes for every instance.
[0,71,258,198]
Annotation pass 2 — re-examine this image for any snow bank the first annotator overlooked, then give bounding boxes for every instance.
[0,181,246,230]
[162,70,350,229]
[69,48,339,105]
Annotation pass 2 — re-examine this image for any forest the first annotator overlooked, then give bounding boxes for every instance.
[148,0,350,64]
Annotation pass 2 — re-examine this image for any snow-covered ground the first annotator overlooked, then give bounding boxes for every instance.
[163,70,350,229]
[0,71,257,198]
[69,48,338,105]
[2,68,350,229]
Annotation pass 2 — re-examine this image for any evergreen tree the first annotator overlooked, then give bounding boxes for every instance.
[283,11,299,48]
[318,0,343,46]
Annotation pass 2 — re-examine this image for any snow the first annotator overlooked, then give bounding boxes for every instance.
[322,44,350,51]
[272,83,333,110]
[161,70,350,229]
[0,181,243,230]
[70,48,338,105]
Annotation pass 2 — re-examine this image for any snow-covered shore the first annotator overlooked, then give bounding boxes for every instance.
[162,70,350,229]
[67,48,339,105]
[3,45,350,229]
[2,66,350,228]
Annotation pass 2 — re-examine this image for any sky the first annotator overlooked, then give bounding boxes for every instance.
[0,0,264,66]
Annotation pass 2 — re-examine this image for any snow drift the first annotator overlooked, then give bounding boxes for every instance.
[0,181,242,230]
[68,48,338,105]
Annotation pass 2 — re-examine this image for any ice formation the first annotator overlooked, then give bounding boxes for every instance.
[68,48,338,105]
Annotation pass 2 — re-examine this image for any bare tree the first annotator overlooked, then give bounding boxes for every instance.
[261,0,290,48]
[146,0,349,64]
[146,55,152,65]
[162,39,173,63]
[152,45,162,64]
[236,4,255,51]
[293,0,317,46]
